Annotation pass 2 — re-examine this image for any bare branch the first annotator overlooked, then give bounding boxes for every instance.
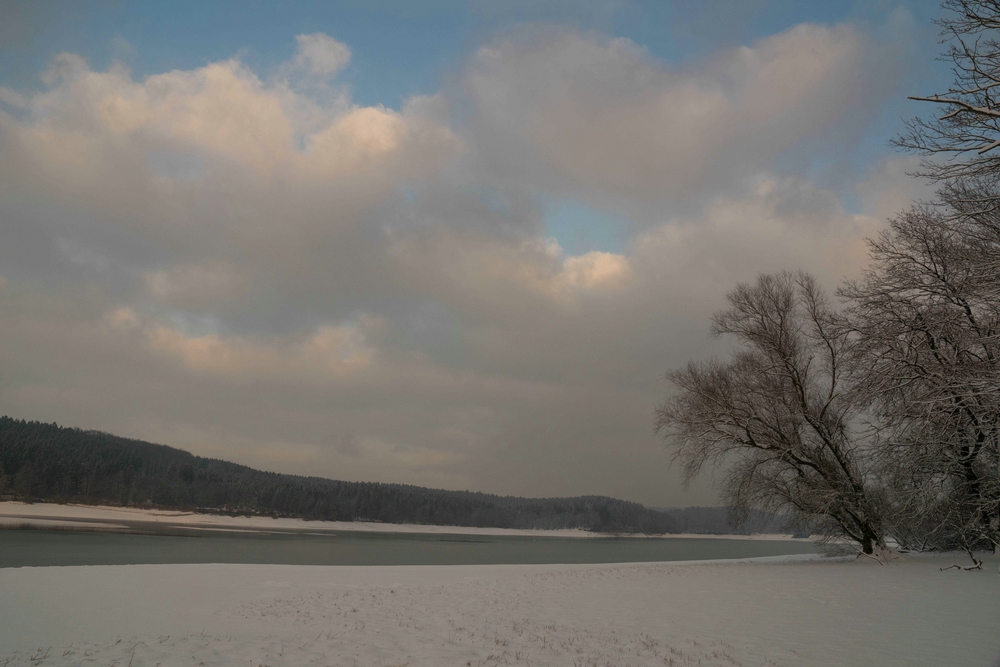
[908,94,1000,119]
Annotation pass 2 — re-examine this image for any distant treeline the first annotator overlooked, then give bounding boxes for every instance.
[649,506,799,536]
[0,417,745,534]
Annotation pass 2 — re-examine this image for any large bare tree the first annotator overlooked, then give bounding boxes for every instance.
[897,0,1000,186]
[656,273,886,555]
[841,190,1000,559]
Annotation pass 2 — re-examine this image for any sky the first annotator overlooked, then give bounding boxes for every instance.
[0,0,949,507]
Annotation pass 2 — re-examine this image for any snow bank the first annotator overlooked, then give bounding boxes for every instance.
[0,501,808,540]
[0,554,997,666]
[0,501,597,536]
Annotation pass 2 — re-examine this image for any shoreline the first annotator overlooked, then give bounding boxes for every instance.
[0,500,810,541]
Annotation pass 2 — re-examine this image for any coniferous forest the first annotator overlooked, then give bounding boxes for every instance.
[0,416,687,534]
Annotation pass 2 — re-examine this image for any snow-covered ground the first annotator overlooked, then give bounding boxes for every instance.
[0,501,807,540]
[0,501,593,536]
[0,554,997,667]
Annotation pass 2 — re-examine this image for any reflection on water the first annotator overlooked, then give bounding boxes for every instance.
[0,527,817,568]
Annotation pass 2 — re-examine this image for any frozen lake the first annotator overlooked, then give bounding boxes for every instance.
[0,527,817,567]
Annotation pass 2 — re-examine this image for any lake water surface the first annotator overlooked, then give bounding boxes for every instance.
[0,528,817,568]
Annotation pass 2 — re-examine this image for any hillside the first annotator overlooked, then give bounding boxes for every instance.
[0,417,684,534]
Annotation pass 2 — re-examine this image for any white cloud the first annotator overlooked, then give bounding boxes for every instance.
[0,49,458,207]
[143,263,244,306]
[561,251,631,290]
[104,309,376,378]
[0,86,29,109]
[293,33,351,78]
[462,22,908,218]
[631,175,882,302]
[856,155,936,223]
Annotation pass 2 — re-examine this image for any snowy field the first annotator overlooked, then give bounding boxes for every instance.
[0,501,593,537]
[1,554,998,667]
[0,501,805,540]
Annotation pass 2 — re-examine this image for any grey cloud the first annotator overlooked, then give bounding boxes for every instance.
[458,21,913,224]
[0,24,925,507]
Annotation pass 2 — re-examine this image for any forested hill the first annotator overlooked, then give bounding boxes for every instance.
[0,417,679,534]
[648,506,799,536]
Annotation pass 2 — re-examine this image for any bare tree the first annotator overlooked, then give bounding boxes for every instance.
[841,192,1000,559]
[897,1,1000,185]
[655,273,887,555]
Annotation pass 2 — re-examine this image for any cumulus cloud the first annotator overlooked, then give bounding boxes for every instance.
[462,22,909,220]
[0,21,921,507]
[100,305,376,380]
[387,230,632,317]
[2,51,455,187]
[293,33,351,78]
[561,251,631,290]
[143,263,244,306]
[856,155,937,223]
[0,38,461,325]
